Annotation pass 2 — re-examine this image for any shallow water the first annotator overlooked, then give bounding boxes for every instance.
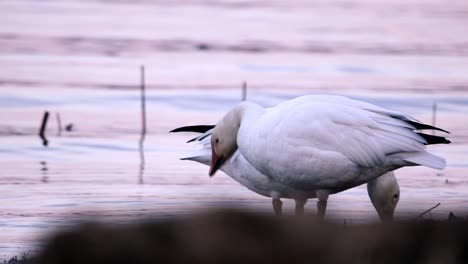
[1,88,467,260]
[1,0,468,260]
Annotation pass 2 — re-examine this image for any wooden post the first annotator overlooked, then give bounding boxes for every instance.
[139,65,147,184]
[140,65,147,137]
[242,81,247,101]
[432,102,437,135]
[56,112,63,136]
[39,111,50,146]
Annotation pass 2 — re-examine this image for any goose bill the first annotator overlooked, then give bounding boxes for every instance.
[209,148,225,177]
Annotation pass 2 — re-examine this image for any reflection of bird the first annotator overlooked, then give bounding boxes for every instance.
[172,125,401,220]
[207,95,450,218]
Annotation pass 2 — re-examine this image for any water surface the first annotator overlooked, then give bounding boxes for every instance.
[1,0,468,260]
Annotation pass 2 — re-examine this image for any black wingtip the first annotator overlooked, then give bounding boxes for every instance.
[417,132,451,145]
[170,125,215,133]
[187,137,198,143]
[405,120,450,134]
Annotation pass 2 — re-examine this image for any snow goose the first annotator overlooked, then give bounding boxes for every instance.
[208,95,450,217]
[172,125,401,220]
[171,125,306,215]
[367,171,400,221]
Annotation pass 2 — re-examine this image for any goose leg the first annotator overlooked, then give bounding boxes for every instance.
[294,199,308,215]
[317,200,327,218]
[272,198,283,216]
[316,190,330,219]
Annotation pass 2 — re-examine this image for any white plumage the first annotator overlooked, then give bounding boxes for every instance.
[173,125,401,219]
[208,95,450,217]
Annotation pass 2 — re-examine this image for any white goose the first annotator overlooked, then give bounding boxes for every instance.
[208,95,450,217]
[172,125,400,220]
[367,172,400,221]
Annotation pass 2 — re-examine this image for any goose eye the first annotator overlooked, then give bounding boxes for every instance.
[215,138,219,144]
[394,194,399,199]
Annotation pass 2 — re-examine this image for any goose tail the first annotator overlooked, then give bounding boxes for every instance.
[392,151,446,170]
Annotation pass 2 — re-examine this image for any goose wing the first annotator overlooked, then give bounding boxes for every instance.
[243,96,448,189]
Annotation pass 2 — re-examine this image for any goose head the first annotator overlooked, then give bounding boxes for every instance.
[209,107,242,177]
[367,172,400,222]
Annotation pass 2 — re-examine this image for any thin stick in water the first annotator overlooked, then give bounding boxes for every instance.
[242,81,247,101]
[140,65,147,136]
[39,111,50,146]
[415,203,441,219]
[138,65,147,184]
[56,112,63,136]
[432,102,437,135]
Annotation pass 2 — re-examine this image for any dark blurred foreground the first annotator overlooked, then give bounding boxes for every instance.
[36,210,467,264]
